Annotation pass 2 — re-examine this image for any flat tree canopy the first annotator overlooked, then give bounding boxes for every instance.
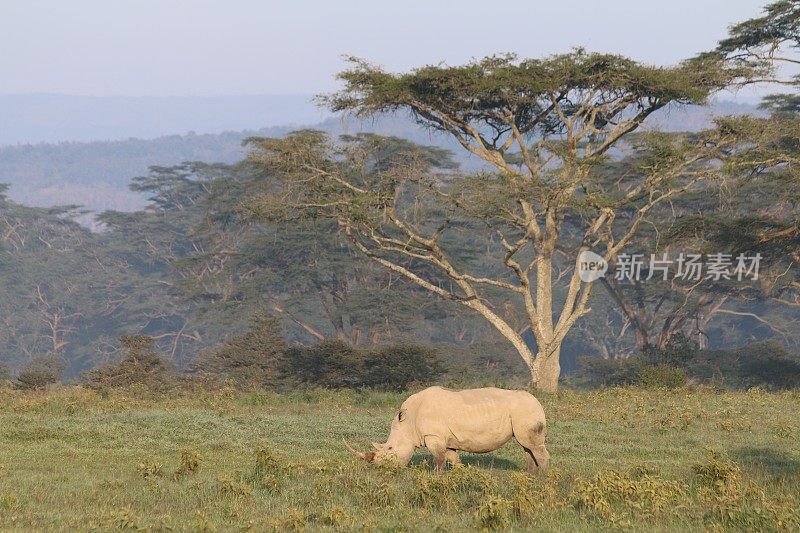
[245,50,756,391]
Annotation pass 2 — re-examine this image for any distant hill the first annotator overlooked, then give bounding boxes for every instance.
[0,97,766,223]
[0,129,289,214]
[0,94,329,145]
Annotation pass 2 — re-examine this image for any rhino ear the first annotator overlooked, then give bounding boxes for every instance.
[372,442,383,451]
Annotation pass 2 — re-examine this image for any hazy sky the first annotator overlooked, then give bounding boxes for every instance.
[0,0,769,96]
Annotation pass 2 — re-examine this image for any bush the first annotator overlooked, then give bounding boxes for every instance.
[282,340,358,388]
[637,364,687,389]
[82,335,175,390]
[16,356,64,389]
[363,344,445,390]
[191,314,287,388]
[642,334,697,367]
[440,341,529,382]
[475,495,512,530]
[736,341,800,390]
[191,314,444,391]
[573,336,695,389]
[572,356,644,387]
[576,337,800,390]
[282,340,444,390]
[574,356,687,389]
[675,340,800,390]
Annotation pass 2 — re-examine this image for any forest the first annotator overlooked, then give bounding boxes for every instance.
[2,51,800,393]
[2,120,799,390]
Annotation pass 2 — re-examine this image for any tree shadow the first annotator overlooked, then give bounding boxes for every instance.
[731,447,800,479]
[408,451,520,471]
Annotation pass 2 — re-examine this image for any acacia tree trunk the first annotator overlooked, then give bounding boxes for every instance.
[532,247,559,392]
[599,277,651,350]
[532,346,561,393]
[465,243,583,393]
[480,318,562,392]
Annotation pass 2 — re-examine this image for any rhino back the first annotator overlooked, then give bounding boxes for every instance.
[411,387,545,453]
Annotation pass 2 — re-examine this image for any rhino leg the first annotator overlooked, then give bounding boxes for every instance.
[514,422,550,475]
[424,435,448,473]
[445,449,461,466]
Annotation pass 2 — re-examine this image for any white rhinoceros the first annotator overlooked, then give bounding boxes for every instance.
[345,386,550,473]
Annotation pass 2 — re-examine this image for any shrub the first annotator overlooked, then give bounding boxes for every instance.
[681,341,800,390]
[82,335,175,390]
[642,334,697,367]
[573,468,688,522]
[475,495,512,530]
[637,364,687,389]
[253,445,284,477]
[440,341,529,381]
[282,340,359,388]
[361,344,445,390]
[191,313,286,388]
[735,341,800,390]
[193,315,443,390]
[282,340,444,390]
[15,356,64,389]
[410,464,494,509]
[692,451,741,493]
[573,356,644,387]
[137,458,163,479]
[575,337,800,390]
[173,450,201,480]
[216,475,251,498]
[680,348,738,386]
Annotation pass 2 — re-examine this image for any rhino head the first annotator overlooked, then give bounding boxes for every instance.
[344,409,416,466]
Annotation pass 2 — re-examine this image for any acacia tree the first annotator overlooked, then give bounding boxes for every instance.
[245,52,750,391]
[718,0,799,79]
[162,157,465,346]
[671,0,800,314]
[585,142,788,352]
[573,2,800,355]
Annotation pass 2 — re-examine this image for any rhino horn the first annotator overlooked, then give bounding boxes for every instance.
[343,438,375,462]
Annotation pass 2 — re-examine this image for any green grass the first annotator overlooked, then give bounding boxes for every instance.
[0,385,798,531]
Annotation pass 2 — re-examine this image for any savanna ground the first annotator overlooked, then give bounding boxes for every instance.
[0,385,797,531]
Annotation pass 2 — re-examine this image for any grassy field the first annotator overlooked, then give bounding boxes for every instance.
[0,385,798,531]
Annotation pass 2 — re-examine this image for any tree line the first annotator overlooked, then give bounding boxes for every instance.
[1,1,799,392]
